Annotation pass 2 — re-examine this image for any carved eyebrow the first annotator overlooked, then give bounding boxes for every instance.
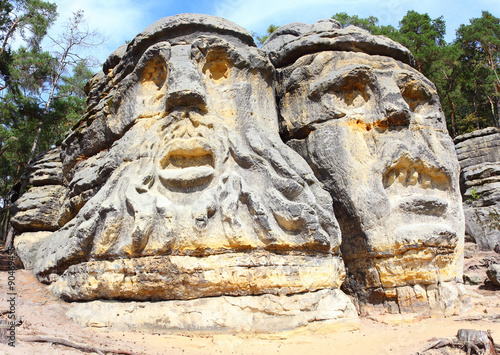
[191,36,253,69]
[308,65,374,100]
[397,72,435,99]
[192,37,240,57]
[136,41,171,73]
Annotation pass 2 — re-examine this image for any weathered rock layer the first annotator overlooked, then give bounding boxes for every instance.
[455,127,500,250]
[10,15,471,331]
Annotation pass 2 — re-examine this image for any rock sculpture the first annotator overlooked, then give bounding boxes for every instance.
[11,15,471,329]
[455,127,500,250]
[263,20,467,314]
[11,14,358,332]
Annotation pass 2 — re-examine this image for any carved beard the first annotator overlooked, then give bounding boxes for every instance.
[45,110,340,271]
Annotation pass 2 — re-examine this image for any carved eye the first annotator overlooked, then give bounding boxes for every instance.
[141,57,167,88]
[201,48,232,81]
[398,75,434,112]
[338,75,371,106]
[309,67,373,108]
[136,42,170,90]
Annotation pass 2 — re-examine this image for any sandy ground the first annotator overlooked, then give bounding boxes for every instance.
[0,256,498,355]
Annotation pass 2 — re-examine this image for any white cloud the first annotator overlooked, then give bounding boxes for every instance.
[46,0,166,67]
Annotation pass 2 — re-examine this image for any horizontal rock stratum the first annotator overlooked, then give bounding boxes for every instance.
[10,14,468,332]
[455,127,500,251]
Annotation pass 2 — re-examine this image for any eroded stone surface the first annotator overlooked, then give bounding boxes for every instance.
[455,128,500,251]
[10,148,67,233]
[51,252,345,301]
[66,288,360,333]
[11,14,472,329]
[264,20,465,315]
[13,231,52,269]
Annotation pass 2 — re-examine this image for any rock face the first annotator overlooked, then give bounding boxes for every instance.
[11,15,470,330]
[10,148,67,269]
[11,14,358,332]
[10,148,66,232]
[263,20,466,315]
[455,127,500,250]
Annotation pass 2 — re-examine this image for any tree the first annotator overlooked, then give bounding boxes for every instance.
[254,24,279,46]
[386,11,446,75]
[0,9,103,248]
[456,11,500,129]
[26,9,104,165]
[0,0,57,91]
[331,12,380,33]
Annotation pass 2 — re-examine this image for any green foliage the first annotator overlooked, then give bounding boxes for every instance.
[467,187,483,203]
[254,24,279,46]
[331,12,380,33]
[455,11,500,130]
[0,0,57,91]
[0,6,100,209]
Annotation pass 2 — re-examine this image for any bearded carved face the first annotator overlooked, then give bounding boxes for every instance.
[277,51,464,290]
[34,18,343,302]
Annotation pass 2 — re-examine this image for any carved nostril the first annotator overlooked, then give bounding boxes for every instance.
[385,108,410,127]
[165,90,207,113]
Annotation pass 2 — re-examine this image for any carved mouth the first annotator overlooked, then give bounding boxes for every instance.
[395,194,448,216]
[158,138,215,188]
[394,223,458,252]
[382,156,453,219]
[382,157,450,191]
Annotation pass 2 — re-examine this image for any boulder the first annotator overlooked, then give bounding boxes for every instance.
[486,263,500,287]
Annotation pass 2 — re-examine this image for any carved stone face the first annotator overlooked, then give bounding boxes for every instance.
[88,37,338,258]
[35,16,344,302]
[278,51,464,291]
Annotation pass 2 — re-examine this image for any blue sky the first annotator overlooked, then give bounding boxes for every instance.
[47,0,500,67]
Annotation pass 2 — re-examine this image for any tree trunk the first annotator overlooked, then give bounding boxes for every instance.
[473,96,480,130]
[27,123,43,165]
[4,225,14,251]
[448,98,457,137]
[0,208,9,243]
[487,95,498,128]
[496,96,500,128]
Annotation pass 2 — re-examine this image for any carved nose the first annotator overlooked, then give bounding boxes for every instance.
[380,89,410,127]
[384,104,410,127]
[165,45,207,112]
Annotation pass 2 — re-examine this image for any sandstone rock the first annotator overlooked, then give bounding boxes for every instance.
[455,128,500,251]
[25,148,63,186]
[455,127,500,170]
[10,147,68,233]
[10,185,67,232]
[19,14,356,331]
[486,263,500,287]
[66,288,360,333]
[263,19,414,68]
[463,273,483,285]
[264,20,465,314]
[464,242,479,258]
[50,252,345,301]
[13,231,52,269]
